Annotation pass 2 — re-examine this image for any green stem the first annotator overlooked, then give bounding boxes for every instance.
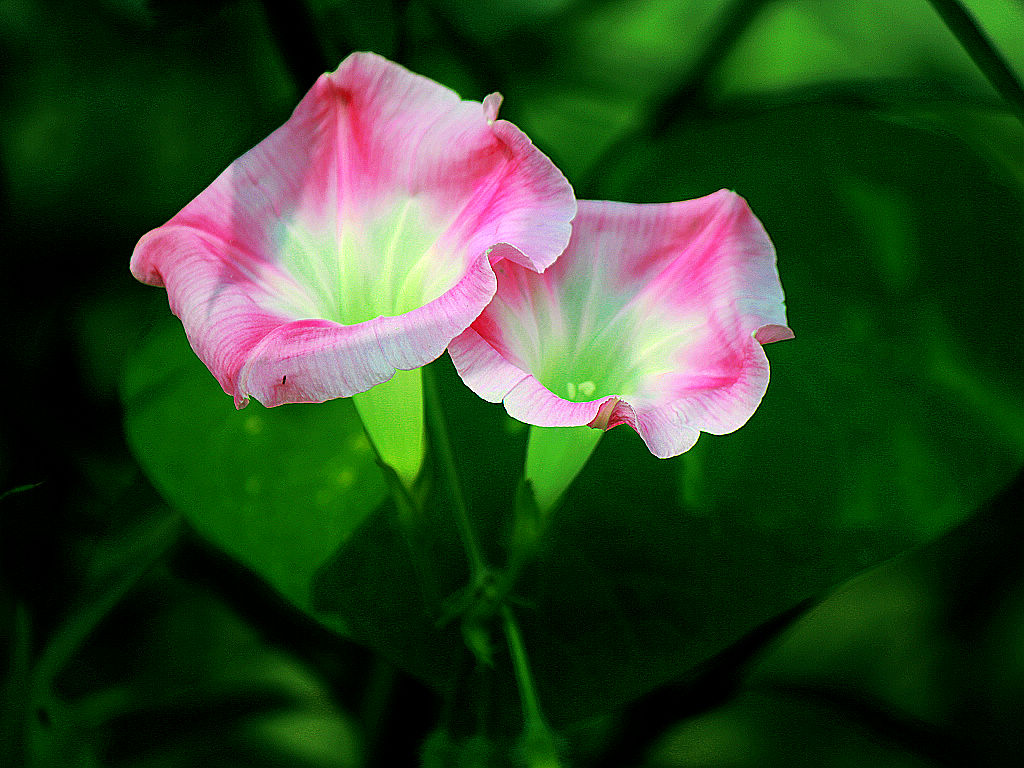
[421,365,558,763]
[2,603,30,767]
[648,0,770,135]
[31,517,180,711]
[424,365,488,579]
[501,605,562,768]
[581,0,770,197]
[927,0,1024,126]
[258,0,333,89]
[359,657,398,760]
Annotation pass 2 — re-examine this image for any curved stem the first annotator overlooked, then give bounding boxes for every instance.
[648,0,770,136]
[31,517,180,711]
[927,0,1024,126]
[258,0,334,89]
[424,364,487,579]
[501,605,543,725]
[581,0,770,197]
[501,605,562,768]
[422,368,557,763]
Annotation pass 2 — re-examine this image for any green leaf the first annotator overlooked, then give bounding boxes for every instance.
[500,103,1022,721]
[1,603,30,768]
[744,470,1024,766]
[120,99,1023,757]
[311,465,467,693]
[0,483,44,503]
[421,729,496,768]
[63,569,365,768]
[649,691,940,768]
[21,509,182,768]
[714,0,1024,106]
[608,104,1024,535]
[121,319,387,632]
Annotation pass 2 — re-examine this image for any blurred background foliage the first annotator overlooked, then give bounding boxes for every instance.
[2,0,1023,766]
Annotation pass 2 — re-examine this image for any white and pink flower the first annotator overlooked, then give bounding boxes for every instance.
[131,52,576,410]
[449,192,792,459]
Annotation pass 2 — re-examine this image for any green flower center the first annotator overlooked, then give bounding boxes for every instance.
[272,196,462,325]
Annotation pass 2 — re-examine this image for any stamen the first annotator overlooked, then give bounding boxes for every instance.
[564,380,599,401]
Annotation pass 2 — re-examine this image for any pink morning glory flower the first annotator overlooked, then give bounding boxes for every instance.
[448,190,793,460]
[130,52,576,411]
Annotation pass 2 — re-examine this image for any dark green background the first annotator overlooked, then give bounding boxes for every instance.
[2,1,1023,766]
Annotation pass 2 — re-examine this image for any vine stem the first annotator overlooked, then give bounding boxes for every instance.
[501,605,562,768]
[423,365,487,579]
[926,0,1024,126]
[647,0,769,135]
[28,516,180,736]
[500,605,544,727]
[424,365,560,763]
[258,0,333,89]
[581,0,770,197]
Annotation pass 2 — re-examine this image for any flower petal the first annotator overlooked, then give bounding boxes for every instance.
[131,52,575,407]
[236,251,497,408]
[448,326,617,427]
[449,191,792,458]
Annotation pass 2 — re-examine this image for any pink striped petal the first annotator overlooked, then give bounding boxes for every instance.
[131,52,575,407]
[449,191,793,458]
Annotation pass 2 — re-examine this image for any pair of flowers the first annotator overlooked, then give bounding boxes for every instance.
[131,52,791,486]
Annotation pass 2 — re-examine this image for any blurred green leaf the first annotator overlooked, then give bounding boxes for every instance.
[63,571,366,768]
[421,729,496,768]
[0,482,44,503]
[742,470,1024,766]
[121,319,387,633]
[649,690,939,768]
[1,603,30,768]
[311,487,467,694]
[32,511,182,693]
[441,104,1022,726]
[0,0,294,236]
[114,4,1024,757]
[716,0,1024,104]
[500,100,1024,720]
[127,105,1023,732]
[25,696,103,768]
[19,509,181,768]
[598,103,1024,528]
